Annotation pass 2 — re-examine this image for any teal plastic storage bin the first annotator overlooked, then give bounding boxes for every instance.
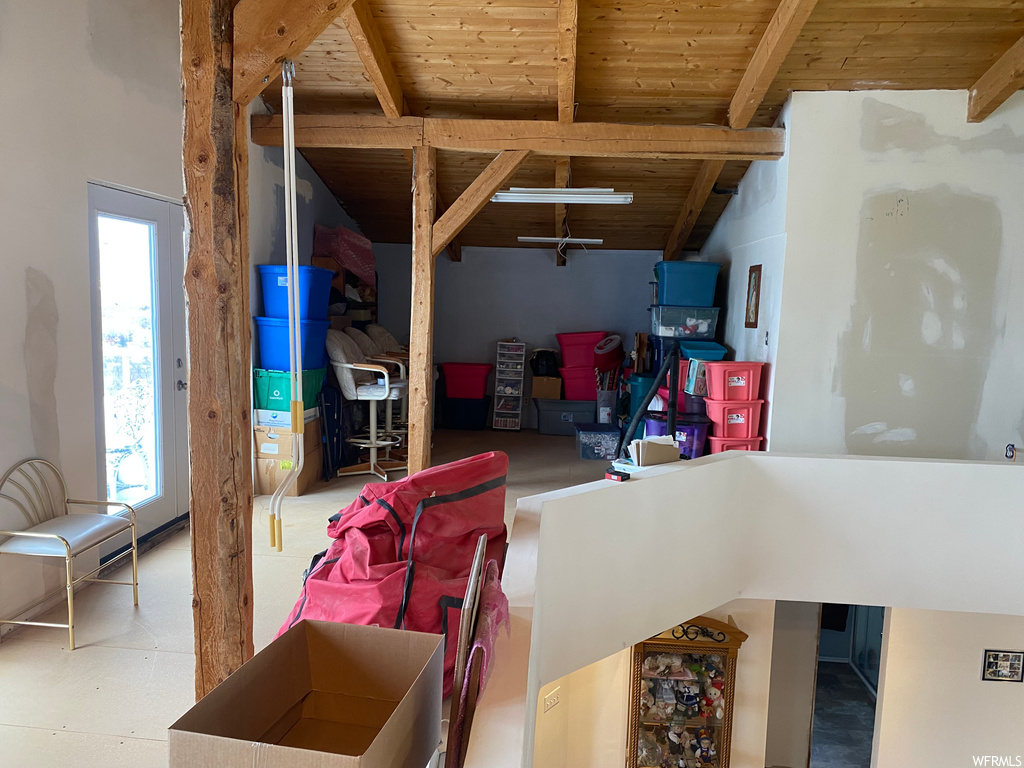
[253,368,326,411]
[654,261,721,307]
[678,340,728,361]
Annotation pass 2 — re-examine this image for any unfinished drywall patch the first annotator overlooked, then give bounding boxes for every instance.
[860,97,1024,154]
[24,268,61,464]
[838,186,1001,459]
[86,0,181,112]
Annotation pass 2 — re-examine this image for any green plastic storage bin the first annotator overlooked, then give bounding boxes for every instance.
[253,368,326,411]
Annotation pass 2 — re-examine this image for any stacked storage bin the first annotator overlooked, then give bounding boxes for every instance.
[439,362,493,430]
[556,331,607,401]
[703,362,766,453]
[646,261,725,458]
[252,265,332,495]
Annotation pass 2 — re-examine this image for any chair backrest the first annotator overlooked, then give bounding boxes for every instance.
[0,459,68,532]
[326,330,374,401]
[344,326,382,357]
[366,324,403,353]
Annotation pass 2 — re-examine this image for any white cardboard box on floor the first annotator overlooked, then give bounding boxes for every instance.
[168,621,443,768]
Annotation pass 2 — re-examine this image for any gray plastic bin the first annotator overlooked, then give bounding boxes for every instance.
[535,399,597,436]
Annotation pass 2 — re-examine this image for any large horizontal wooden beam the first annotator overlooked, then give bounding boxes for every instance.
[432,150,531,257]
[968,34,1024,122]
[250,115,786,160]
[233,0,348,107]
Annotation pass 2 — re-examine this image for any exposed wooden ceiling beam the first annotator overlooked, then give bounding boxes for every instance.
[729,0,822,130]
[968,34,1024,122]
[339,0,405,119]
[557,0,578,124]
[663,160,726,261]
[251,115,786,160]
[664,0,817,258]
[432,150,531,257]
[233,0,349,107]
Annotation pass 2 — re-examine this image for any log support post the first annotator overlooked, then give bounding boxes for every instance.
[407,146,437,475]
[182,0,255,700]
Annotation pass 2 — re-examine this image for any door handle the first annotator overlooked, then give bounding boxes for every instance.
[176,380,188,391]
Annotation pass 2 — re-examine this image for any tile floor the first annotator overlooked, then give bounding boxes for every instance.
[0,430,607,767]
[809,661,877,768]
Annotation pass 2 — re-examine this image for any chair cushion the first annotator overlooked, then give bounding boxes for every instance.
[0,513,131,558]
[356,380,408,400]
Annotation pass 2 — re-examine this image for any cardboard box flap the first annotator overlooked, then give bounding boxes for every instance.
[170,621,313,740]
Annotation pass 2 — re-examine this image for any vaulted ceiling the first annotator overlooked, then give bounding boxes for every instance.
[258,0,1024,252]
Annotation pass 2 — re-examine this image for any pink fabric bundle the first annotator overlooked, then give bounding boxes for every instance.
[447,559,510,766]
[313,223,376,287]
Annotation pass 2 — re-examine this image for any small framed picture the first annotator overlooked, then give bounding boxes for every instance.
[745,265,762,329]
[982,650,1024,682]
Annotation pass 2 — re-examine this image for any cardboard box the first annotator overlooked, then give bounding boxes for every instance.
[254,420,322,459]
[256,445,322,496]
[255,407,319,428]
[531,376,562,400]
[169,621,443,768]
[683,360,708,396]
[329,316,353,331]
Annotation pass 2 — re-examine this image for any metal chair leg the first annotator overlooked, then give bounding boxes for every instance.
[65,555,75,651]
[131,520,139,607]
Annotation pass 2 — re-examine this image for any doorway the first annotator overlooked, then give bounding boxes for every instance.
[809,604,884,768]
[87,183,189,547]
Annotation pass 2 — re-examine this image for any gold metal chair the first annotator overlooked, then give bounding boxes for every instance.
[0,459,138,650]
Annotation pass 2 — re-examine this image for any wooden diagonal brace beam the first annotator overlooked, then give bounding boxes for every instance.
[729,0,821,130]
[340,0,405,119]
[432,150,531,257]
[557,0,578,124]
[233,0,349,106]
[663,160,725,261]
[968,35,1024,123]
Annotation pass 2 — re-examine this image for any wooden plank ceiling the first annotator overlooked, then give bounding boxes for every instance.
[267,0,1024,251]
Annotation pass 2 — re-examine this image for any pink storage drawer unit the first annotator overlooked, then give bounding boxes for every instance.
[704,399,764,439]
[560,366,598,401]
[556,331,607,368]
[708,436,763,453]
[441,363,493,399]
[704,361,765,401]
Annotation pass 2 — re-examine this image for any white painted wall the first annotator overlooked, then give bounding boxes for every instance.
[0,0,184,625]
[376,245,662,427]
[873,608,1024,767]
[772,90,1024,460]
[699,103,790,448]
[466,452,1024,767]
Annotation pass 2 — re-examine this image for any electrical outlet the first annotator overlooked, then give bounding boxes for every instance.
[543,687,561,713]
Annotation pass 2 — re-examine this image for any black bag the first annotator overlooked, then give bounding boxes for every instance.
[530,349,559,377]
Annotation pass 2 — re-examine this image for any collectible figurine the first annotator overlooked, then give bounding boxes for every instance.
[667,725,692,756]
[675,679,701,718]
[702,655,724,680]
[640,685,656,720]
[637,728,662,767]
[703,679,725,720]
[693,727,717,768]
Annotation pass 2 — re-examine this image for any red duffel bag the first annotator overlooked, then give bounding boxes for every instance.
[277,451,509,696]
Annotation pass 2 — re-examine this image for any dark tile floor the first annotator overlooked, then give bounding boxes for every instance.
[809,662,876,768]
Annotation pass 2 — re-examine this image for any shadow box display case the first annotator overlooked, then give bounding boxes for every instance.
[626,616,748,768]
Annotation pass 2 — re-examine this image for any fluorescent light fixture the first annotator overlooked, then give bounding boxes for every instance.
[491,187,633,204]
[517,236,604,245]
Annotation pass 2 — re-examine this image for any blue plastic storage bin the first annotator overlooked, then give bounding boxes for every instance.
[257,265,333,321]
[254,316,329,370]
[654,261,721,307]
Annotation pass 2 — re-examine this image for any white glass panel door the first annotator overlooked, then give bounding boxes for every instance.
[88,184,188,541]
